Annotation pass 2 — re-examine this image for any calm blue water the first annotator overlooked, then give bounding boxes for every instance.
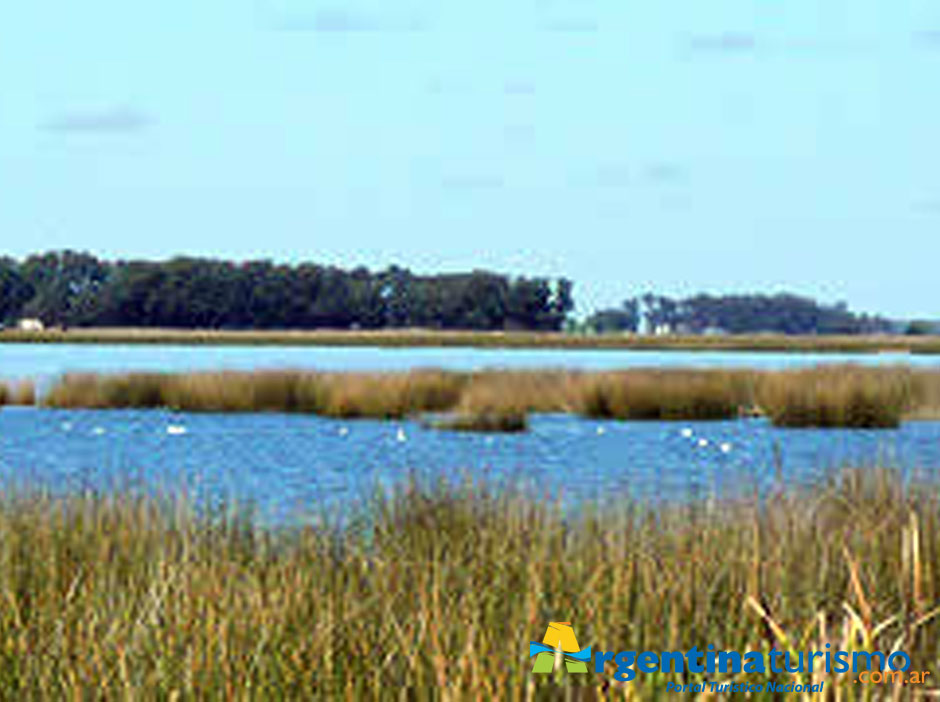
[1,407,937,523]
[0,343,937,379]
[2,345,937,522]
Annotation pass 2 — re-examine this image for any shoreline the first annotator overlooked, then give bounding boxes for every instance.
[1,328,939,353]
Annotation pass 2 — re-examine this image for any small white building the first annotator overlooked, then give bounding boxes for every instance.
[17,318,45,332]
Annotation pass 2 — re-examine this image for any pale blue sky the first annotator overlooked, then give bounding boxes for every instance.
[3,1,939,317]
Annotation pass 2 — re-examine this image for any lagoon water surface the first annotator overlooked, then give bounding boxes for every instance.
[2,344,938,522]
[1,343,938,379]
[1,407,937,523]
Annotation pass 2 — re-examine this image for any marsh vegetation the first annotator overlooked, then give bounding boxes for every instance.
[0,469,935,698]
[37,365,940,429]
[0,379,35,406]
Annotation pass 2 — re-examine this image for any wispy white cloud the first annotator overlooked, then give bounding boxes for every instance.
[592,163,632,188]
[914,30,940,48]
[425,76,472,95]
[39,106,152,134]
[587,162,685,189]
[503,123,536,143]
[780,37,876,57]
[912,199,940,214]
[504,80,536,96]
[542,18,599,33]
[685,32,757,54]
[441,174,505,191]
[645,162,685,183]
[273,8,425,33]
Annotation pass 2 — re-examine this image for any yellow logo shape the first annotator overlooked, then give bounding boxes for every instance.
[530,622,590,674]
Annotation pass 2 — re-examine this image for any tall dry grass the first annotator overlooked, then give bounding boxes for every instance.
[43,372,169,409]
[38,366,940,429]
[905,370,940,421]
[316,370,467,419]
[431,374,549,432]
[0,379,36,406]
[0,469,936,698]
[163,371,326,413]
[464,370,585,414]
[577,370,752,421]
[43,370,466,418]
[757,366,920,429]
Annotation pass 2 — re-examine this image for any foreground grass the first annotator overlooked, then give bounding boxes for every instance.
[0,470,937,699]
[41,365,940,428]
[3,327,940,353]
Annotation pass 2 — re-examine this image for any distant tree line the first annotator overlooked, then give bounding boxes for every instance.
[0,251,574,331]
[586,293,895,335]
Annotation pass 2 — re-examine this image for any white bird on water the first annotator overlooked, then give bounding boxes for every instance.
[166,425,187,436]
[92,427,106,436]
[596,426,606,436]
[396,427,407,443]
[720,442,732,454]
[338,426,349,437]
[697,438,709,448]
[681,428,693,438]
